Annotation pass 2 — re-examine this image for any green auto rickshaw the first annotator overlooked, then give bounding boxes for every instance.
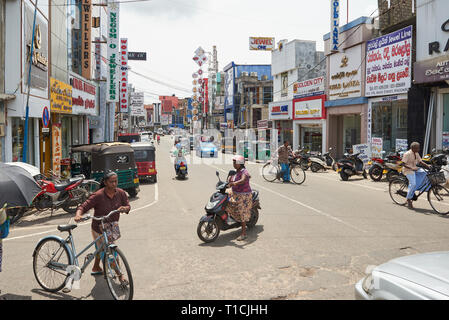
[70,142,140,198]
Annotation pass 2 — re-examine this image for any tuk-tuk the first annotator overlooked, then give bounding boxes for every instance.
[130,142,157,183]
[118,133,141,143]
[70,142,140,198]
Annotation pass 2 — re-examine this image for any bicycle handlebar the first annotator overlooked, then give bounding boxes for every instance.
[81,209,121,222]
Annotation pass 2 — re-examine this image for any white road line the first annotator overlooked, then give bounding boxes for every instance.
[209,165,367,233]
[310,174,387,192]
[5,183,159,242]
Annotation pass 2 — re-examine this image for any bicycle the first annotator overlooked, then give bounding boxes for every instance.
[389,168,449,215]
[32,210,134,300]
[262,156,306,185]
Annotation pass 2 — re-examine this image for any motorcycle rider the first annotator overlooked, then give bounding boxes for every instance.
[157,134,160,145]
[226,155,252,241]
[402,142,430,209]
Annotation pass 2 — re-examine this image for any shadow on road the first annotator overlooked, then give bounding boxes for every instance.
[11,210,74,229]
[198,225,264,249]
[413,207,449,218]
[90,276,113,300]
[0,292,32,300]
[31,288,78,300]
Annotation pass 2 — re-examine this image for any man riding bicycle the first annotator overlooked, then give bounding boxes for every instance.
[277,141,293,183]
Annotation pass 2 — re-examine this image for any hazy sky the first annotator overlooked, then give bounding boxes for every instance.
[121,0,378,104]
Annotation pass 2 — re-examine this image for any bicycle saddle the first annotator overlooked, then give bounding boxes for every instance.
[58,224,77,232]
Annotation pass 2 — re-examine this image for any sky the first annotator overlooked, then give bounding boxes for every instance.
[121,0,378,104]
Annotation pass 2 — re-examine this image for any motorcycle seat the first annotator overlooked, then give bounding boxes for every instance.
[54,177,83,191]
[252,190,259,201]
[57,224,77,232]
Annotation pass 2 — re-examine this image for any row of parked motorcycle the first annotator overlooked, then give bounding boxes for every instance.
[295,146,449,182]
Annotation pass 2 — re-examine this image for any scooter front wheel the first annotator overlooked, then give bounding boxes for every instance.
[197,220,220,243]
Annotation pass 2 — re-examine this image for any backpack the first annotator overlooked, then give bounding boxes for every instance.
[0,216,10,239]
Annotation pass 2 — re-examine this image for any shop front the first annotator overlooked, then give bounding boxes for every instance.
[268,99,292,144]
[292,95,326,153]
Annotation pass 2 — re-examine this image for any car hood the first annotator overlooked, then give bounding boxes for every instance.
[376,251,449,296]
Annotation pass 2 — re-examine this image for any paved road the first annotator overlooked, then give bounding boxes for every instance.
[2,136,449,300]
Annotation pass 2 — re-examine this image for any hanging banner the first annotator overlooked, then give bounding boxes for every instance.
[365,26,412,97]
[107,1,119,102]
[81,0,92,79]
[52,124,62,176]
[330,0,340,52]
[119,38,128,113]
[371,137,383,158]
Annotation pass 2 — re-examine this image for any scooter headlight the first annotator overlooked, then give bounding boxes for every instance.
[206,200,220,210]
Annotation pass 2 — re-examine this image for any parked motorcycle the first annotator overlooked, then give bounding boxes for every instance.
[368,151,402,182]
[336,153,368,181]
[309,153,327,172]
[323,148,337,171]
[293,148,312,171]
[197,171,261,243]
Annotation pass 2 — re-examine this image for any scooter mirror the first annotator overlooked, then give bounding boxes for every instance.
[216,171,220,177]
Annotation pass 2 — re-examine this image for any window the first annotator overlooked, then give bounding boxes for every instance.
[263,86,273,104]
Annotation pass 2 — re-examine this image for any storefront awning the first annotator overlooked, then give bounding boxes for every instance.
[0,93,16,101]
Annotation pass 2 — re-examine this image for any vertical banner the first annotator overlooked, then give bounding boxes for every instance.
[81,0,92,79]
[52,124,62,176]
[119,38,128,113]
[107,1,119,102]
[330,0,340,52]
[95,36,101,80]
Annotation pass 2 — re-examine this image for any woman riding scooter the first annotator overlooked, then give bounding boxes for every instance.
[226,155,252,241]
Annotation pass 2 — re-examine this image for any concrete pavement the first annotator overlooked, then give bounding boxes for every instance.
[2,135,449,300]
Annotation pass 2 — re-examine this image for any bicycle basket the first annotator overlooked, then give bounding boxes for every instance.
[427,172,446,185]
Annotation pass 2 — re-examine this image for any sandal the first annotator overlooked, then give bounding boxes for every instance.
[236,234,247,241]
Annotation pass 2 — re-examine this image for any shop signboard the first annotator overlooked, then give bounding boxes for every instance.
[130,92,145,116]
[371,137,383,158]
[352,143,371,164]
[269,100,292,120]
[119,38,128,113]
[81,0,92,79]
[330,0,340,52]
[414,55,449,84]
[396,138,408,152]
[128,52,147,60]
[329,45,362,100]
[224,64,234,109]
[52,124,62,176]
[249,37,275,51]
[293,95,326,120]
[70,74,98,115]
[106,1,119,102]
[50,78,72,114]
[293,76,325,99]
[365,26,412,97]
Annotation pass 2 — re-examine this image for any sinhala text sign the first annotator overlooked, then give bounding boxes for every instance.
[365,26,412,97]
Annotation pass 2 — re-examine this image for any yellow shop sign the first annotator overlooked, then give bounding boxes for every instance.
[50,78,72,114]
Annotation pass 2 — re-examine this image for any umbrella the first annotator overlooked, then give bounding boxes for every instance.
[0,163,42,208]
[5,162,41,178]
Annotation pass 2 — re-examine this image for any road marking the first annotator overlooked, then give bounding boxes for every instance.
[5,183,159,242]
[209,165,367,233]
[310,174,387,192]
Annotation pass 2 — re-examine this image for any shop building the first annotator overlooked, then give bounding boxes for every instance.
[414,0,449,152]
[270,39,325,148]
[323,17,375,158]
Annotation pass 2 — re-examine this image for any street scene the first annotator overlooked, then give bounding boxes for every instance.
[1,0,449,302]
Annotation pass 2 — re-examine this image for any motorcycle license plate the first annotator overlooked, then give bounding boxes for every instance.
[180,166,186,170]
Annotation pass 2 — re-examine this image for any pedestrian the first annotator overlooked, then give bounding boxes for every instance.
[226,155,253,241]
[0,204,7,299]
[277,141,293,183]
[401,142,430,209]
[74,172,130,281]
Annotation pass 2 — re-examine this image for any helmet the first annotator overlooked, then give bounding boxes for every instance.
[232,155,245,164]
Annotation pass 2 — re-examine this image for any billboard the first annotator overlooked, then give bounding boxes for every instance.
[365,26,412,97]
[249,37,275,51]
[119,38,128,113]
[81,0,92,79]
[330,0,340,52]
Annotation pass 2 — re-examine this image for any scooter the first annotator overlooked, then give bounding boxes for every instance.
[197,171,261,243]
[336,153,368,181]
[309,153,327,172]
[323,147,337,171]
[174,148,188,180]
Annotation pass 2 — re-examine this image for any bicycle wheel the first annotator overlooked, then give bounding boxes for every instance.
[33,238,71,292]
[103,247,134,300]
[389,178,408,206]
[262,162,279,182]
[428,185,449,215]
[290,165,306,185]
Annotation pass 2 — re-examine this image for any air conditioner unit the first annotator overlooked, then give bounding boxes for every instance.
[250,72,258,77]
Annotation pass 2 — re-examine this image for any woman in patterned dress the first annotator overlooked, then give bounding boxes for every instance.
[226,155,253,241]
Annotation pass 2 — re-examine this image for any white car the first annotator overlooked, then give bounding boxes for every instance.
[355,251,449,300]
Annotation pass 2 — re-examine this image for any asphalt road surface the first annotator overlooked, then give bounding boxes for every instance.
[2,135,449,300]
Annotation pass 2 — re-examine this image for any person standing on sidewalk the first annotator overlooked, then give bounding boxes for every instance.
[401,142,429,209]
[277,141,293,183]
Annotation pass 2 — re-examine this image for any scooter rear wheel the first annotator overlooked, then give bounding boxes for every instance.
[369,165,383,181]
[247,208,259,229]
[197,220,220,243]
[311,163,323,173]
[340,171,349,181]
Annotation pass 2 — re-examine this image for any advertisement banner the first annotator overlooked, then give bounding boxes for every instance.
[249,37,275,51]
[414,55,449,84]
[224,66,234,109]
[106,1,119,102]
[269,100,292,120]
[69,74,97,115]
[352,143,371,164]
[119,38,128,113]
[330,0,340,52]
[130,92,145,116]
[396,138,408,152]
[365,26,412,97]
[293,95,326,120]
[52,124,62,177]
[293,76,325,98]
[371,137,383,158]
[329,45,362,100]
[81,0,92,79]
[50,78,72,114]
